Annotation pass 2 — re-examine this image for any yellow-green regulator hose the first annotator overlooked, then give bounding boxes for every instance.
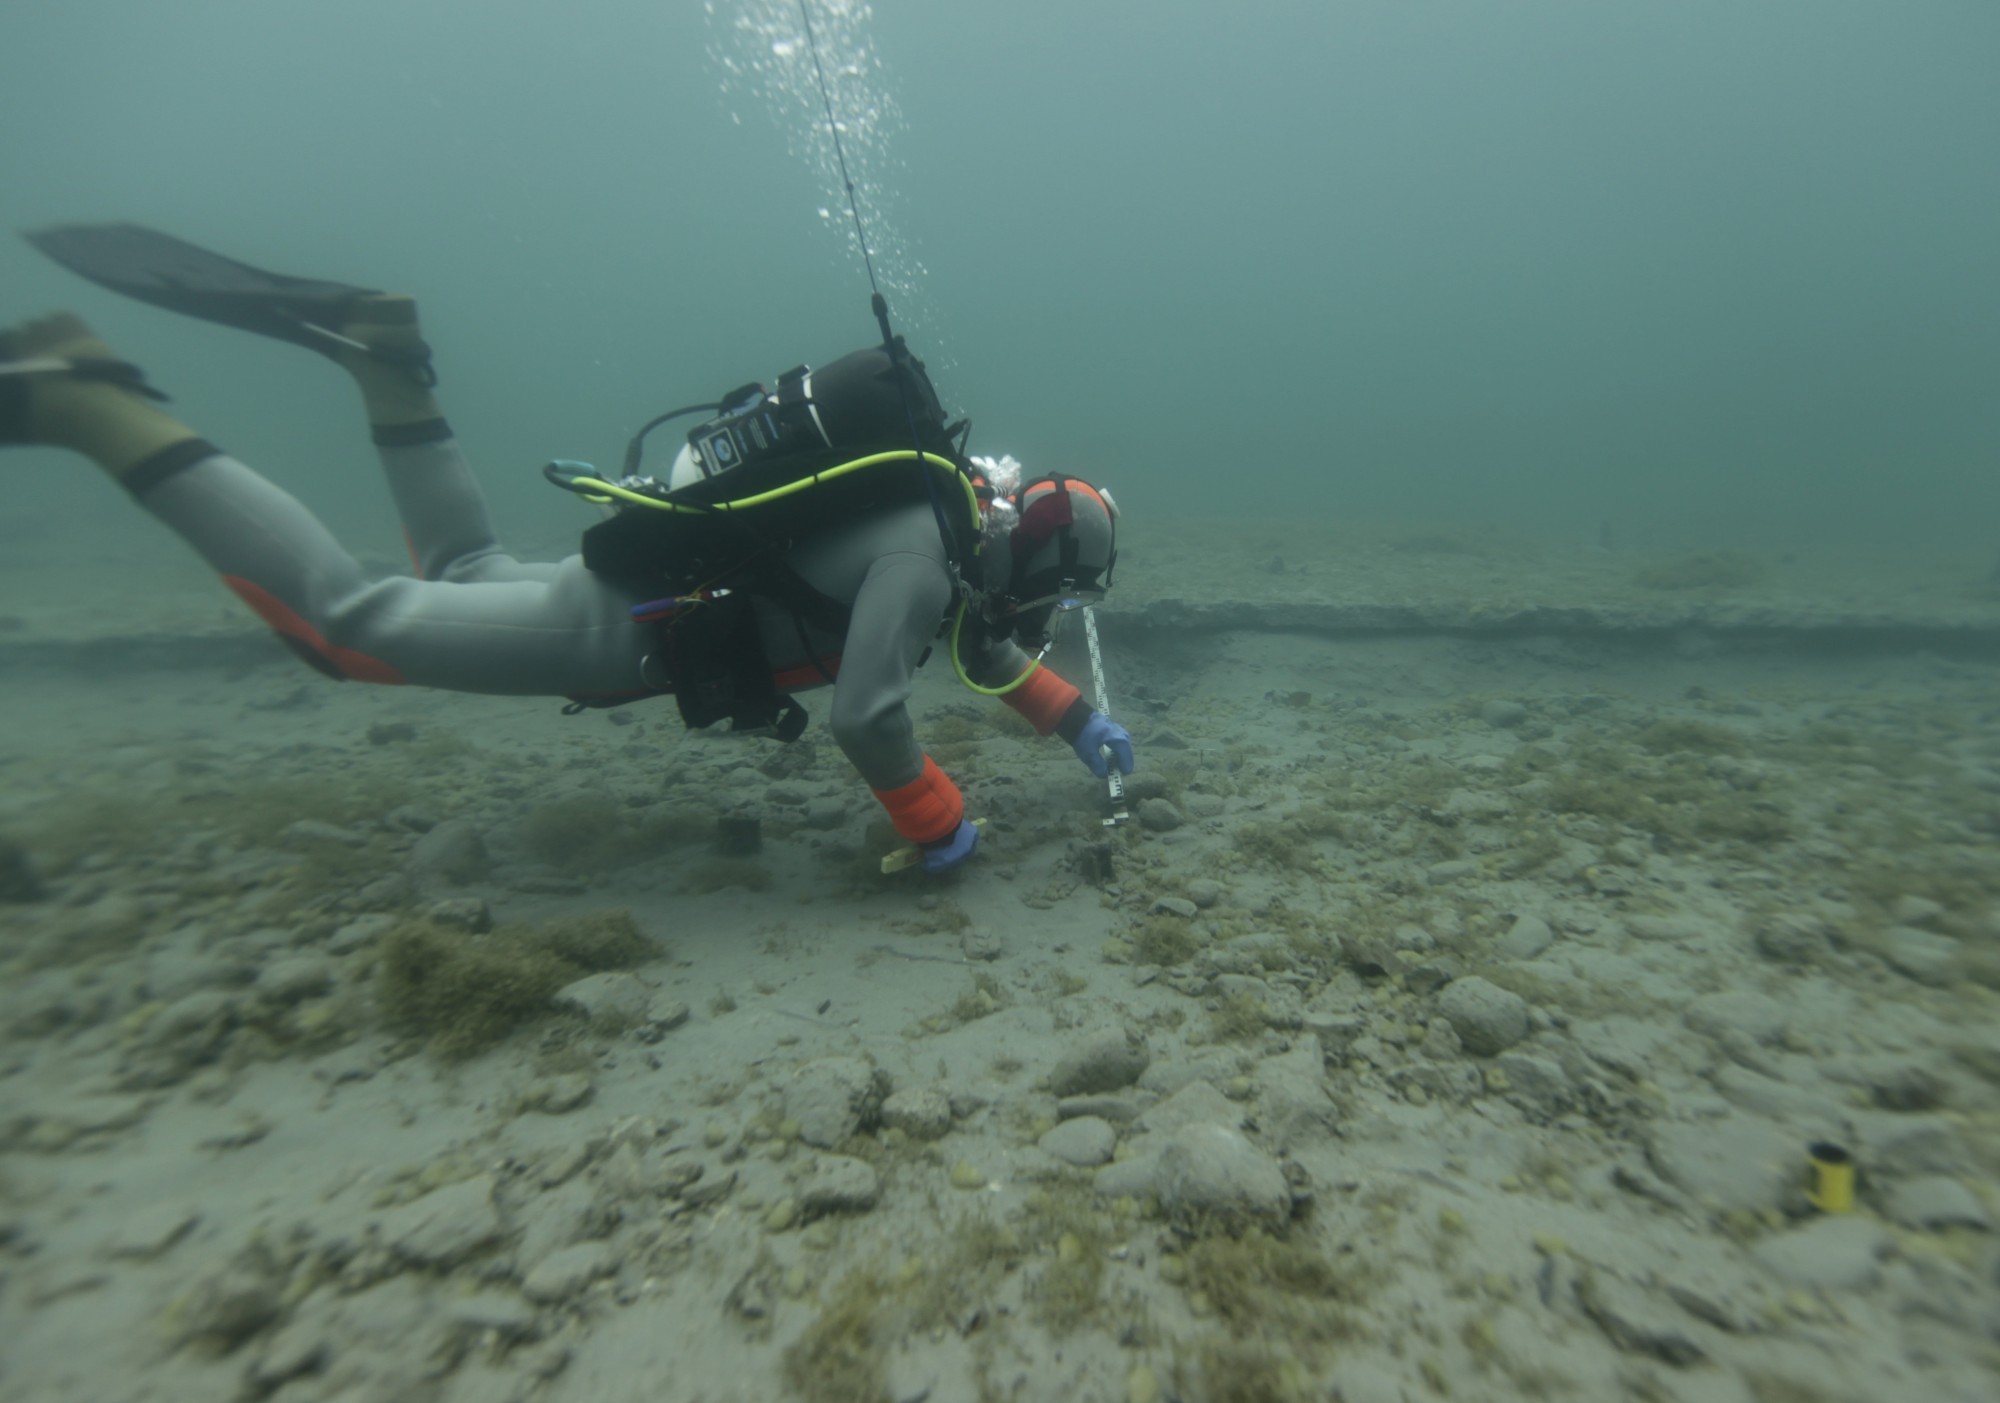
[948,602,1039,696]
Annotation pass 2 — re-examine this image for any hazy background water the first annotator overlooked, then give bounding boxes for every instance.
[4,0,1996,569]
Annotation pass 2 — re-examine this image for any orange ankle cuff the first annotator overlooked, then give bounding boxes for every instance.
[871,755,965,844]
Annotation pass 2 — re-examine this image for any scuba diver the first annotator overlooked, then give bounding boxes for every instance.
[0,224,1131,876]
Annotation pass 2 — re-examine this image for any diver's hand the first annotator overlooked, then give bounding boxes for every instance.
[1072,711,1135,779]
[920,819,981,876]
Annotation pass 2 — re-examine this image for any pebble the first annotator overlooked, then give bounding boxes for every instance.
[1753,911,1829,965]
[1480,698,1528,729]
[1436,976,1529,1056]
[1136,1080,1241,1135]
[1574,1268,1705,1366]
[1152,896,1198,919]
[783,1057,889,1148]
[554,972,653,1026]
[1127,1363,1163,1403]
[522,1241,616,1304]
[1750,1216,1889,1290]
[1886,1175,1990,1231]
[1186,879,1223,908]
[802,796,847,829]
[1184,793,1227,820]
[1122,772,1171,801]
[1047,1029,1150,1097]
[407,820,489,885]
[282,818,367,847]
[105,1204,200,1260]
[1057,1094,1140,1124]
[959,928,1003,962]
[425,895,493,932]
[1880,926,1959,985]
[645,997,692,1033]
[1891,895,1947,928]
[1824,1054,1944,1111]
[1251,1039,1339,1151]
[1094,1122,1290,1230]
[255,956,336,1005]
[1623,913,1709,943]
[377,1174,503,1267]
[525,1073,594,1114]
[1492,1053,1571,1122]
[949,1160,988,1190]
[678,1165,738,1207]
[1853,1112,1967,1177]
[880,1086,954,1141]
[327,913,397,953]
[1646,1114,1796,1215]
[1392,924,1436,953]
[0,836,46,902]
[1135,799,1185,833]
[1495,913,1556,960]
[789,1155,880,1219]
[384,804,438,833]
[1039,1115,1117,1167]
[1683,991,1789,1045]
[445,1292,540,1338]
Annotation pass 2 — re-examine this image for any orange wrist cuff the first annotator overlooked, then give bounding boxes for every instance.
[871,755,965,844]
[1002,665,1083,735]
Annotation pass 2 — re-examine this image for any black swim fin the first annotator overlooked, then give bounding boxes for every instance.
[25,223,384,358]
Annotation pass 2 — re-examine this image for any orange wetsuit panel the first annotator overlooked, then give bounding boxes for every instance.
[223,576,408,685]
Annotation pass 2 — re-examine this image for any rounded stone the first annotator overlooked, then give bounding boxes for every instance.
[880,1086,953,1141]
[797,1155,881,1217]
[1436,976,1530,1056]
[408,820,488,885]
[1495,914,1555,961]
[1039,1115,1117,1167]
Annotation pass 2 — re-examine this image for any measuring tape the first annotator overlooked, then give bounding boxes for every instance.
[1083,609,1129,827]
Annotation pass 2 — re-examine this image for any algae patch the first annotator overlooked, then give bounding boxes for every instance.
[377,908,658,1058]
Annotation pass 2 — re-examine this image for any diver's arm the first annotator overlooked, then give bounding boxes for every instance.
[960,620,1132,776]
[958,623,1089,740]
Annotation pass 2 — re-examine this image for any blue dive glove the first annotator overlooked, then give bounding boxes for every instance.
[920,818,981,876]
[1072,711,1136,779]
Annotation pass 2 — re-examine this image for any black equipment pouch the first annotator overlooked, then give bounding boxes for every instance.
[665,589,808,742]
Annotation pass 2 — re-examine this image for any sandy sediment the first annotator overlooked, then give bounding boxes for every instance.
[2,523,1998,1403]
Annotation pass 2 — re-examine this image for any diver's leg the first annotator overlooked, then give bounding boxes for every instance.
[0,313,205,475]
[2,313,651,697]
[331,296,559,586]
[141,455,649,694]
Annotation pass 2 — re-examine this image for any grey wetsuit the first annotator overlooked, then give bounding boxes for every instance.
[136,432,1042,792]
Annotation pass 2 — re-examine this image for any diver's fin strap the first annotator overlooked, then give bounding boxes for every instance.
[0,354,170,446]
[122,437,223,497]
[362,338,438,388]
[371,417,454,448]
[871,755,965,845]
[65,356,171,402]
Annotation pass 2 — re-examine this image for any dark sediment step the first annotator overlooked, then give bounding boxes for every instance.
[8,595,2000,674]
[1106,598,2000,656]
